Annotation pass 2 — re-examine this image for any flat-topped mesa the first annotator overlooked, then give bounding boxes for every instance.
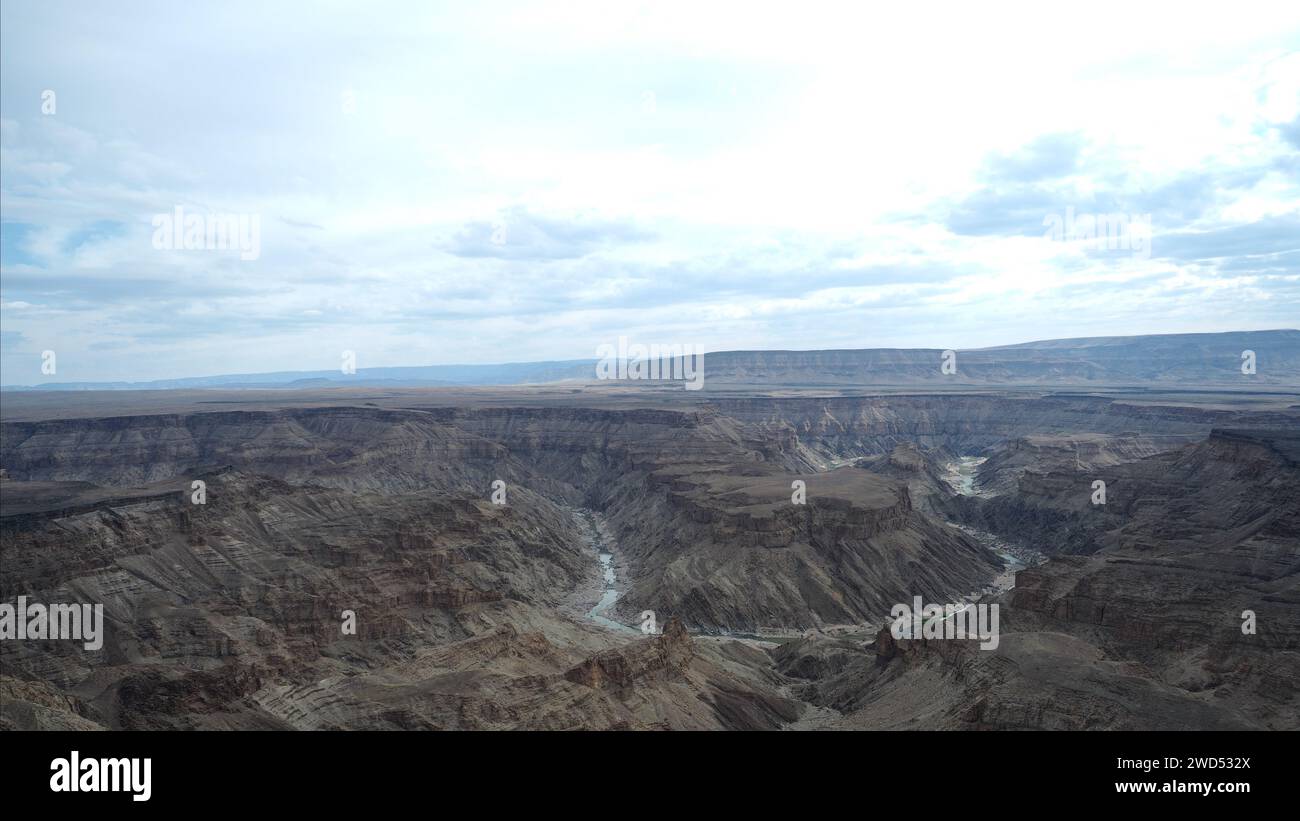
[1203,427,1300,468]
[606,460,1002,633]
[649,466,913,548]
[669,500,915,549]
[697,330,1300,386]
[882,442,931,472]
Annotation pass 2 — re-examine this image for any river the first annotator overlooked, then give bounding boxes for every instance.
[941,455,988,497]
[940,455,1043,590]
[571,507,639,634]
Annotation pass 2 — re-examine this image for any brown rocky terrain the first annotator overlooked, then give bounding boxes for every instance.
[604,464,1000,631]
[971,433,1197,495]
[0,463,801,730]
[779,427,1300,729]
[2,382,1297,730]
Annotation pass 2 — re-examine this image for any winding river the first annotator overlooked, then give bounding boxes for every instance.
[573,507,639,634]
[941,455,1043,591]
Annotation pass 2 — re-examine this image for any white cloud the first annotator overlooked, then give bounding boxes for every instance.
[1,0,1298,382]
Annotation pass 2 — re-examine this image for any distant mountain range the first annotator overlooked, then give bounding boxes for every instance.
[1,360,598,391]
[701,329,1300,388]
[5,330,1297,390]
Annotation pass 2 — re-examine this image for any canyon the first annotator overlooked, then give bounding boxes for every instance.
[1,331,1297,731]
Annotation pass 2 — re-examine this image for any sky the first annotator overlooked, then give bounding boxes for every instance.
[2,0,1299,383]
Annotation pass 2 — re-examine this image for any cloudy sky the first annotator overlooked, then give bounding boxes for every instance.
[2,0,1299,383]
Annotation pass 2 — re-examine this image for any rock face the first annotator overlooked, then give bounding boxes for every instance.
[2,386,1297,731]
[952,427,1300,558]
[564,618,693,690]
[0,407,512,490]
[784,427,1300,730]
[711,394,1299,467]
[972,433,1196,495]
[605,465,1000,631]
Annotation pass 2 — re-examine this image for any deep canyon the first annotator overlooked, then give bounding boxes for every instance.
[2,336,1298,730]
